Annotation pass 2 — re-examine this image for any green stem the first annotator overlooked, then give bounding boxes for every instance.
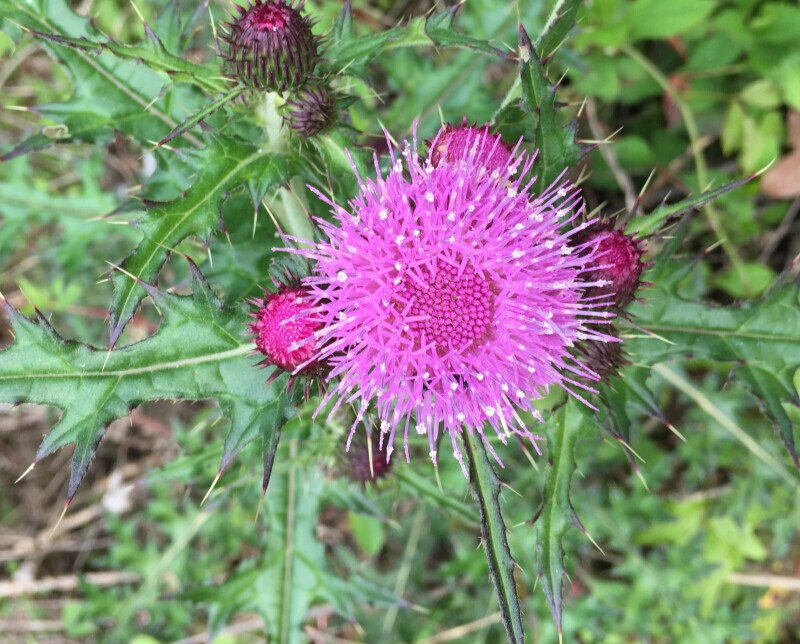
[257,92,316,243]
[463,430,525,644]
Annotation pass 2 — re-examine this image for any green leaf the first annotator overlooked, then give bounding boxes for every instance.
[624,173,756,237]
[109,131,290,346]
[321,1,510,80]
[533,398,594,639]
[0,261,292,503]
[157,87,245,147]
[535,0,582,60]
[348,511,386,558]
[23,24,226,95]
[424,4,514,57]
[462,430,525,644]
[624,0,716,41]
[518,24,581,192]
[0,0,203,158]
[628,284,800,467]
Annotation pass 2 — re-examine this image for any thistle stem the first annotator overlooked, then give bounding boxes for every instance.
[463,430,526,644]
[258,92,316,244]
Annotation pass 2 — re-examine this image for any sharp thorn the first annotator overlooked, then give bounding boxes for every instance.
[201,470,222,506]
[15,461,36,483]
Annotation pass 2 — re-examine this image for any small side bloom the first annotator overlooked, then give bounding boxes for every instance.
[285,127,616,473]
[578,222,647,310]
[281,82,337,137]
[247,284,325,395]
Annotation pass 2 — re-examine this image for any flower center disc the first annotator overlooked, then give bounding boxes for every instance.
[250,3,292,30]
[398,263,494,350]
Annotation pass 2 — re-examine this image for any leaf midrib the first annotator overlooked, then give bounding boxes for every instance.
[635,322,799,343]
[0,344,254,381]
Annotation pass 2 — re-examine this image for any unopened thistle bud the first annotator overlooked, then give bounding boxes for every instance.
[344,430,393,484]
[221,0,319,92]
[281,82,336,137]
[576,327,626,383]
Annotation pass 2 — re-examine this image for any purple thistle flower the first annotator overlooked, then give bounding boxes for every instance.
[284,127,616,474]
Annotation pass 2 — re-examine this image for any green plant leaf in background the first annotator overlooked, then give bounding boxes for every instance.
[180,450,347,644]
[0,260,291,504]
[0,0,205,158]
[628,282,800,468]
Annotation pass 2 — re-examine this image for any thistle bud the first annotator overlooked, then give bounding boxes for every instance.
[248,285,321,376]
[576,329,626,383]
[581,225,646,309]
[344,431,392,484]
[429,120,513,174]
[281,82,336,137]
[221,0,318,92]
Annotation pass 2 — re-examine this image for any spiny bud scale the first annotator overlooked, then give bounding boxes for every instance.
[222,0,318,92]
[282,83,336,137]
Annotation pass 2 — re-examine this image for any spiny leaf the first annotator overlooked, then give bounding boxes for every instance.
[0,0,203,159]
[535,0,582,61]
[109,131,291,346]
[533,398,594,638]
[463,430,525,644]
[21,25,226,95]
[157,87,245,148]
[518,24,581,192]
[627,283,800,467]
[624,173,758,238]
[424,3,514,57]
[321,0,510,81]
[0,262,292,503]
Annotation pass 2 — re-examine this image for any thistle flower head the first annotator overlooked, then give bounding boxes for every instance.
[429,120,512,174]
[580,224,646,309]
[281,82,336,137]
[221,0,318,92]
[248,285,322,375]
[286,126,615,473]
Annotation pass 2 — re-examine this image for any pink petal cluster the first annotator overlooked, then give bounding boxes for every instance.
[287,126,615,473]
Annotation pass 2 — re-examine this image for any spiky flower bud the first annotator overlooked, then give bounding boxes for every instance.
[248,285,321,375]
[429,120,513,173]
[221,0,318,92]
[343,430,392,484]
[281,82,336,137]
[576,328,625,383]
[581,225,646,309]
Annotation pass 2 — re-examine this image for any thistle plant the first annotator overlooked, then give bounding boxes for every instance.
[1,0,798,643]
